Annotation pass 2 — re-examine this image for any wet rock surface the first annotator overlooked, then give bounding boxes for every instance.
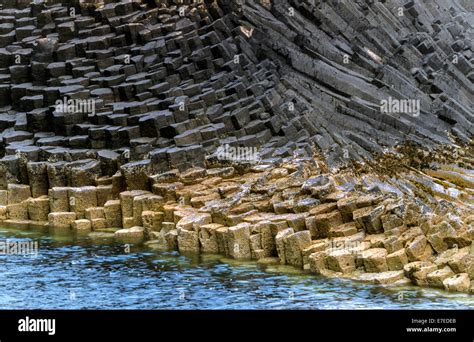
[1,153,473,293]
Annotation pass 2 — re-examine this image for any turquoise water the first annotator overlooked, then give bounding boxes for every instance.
[0,226,472,309]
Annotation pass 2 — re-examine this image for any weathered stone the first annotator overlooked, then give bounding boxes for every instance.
[120,160,151,191]
[302,241,328,267]
[399,226,424,245]
[386,248,409,271]
[294,197,319,213]
[163,229,178,250]
[96,185,114,207]
[7,184,30,204]
[27,162,49,197]
[256,220,275,257]
[227,223,252,259]
[427,266,455,288]
[336,196,358,222]
[139,210,159,232]
[27,196,50,221]
[383,235,404,254]
[97,150,120,176]
[66,159,101,187]
[328,222,357,238]
[177,227,199,253]
[326,249,356,273]
[0,156,20,188]
[353,206,384,234]
[403,261,437,286]
[190,193,220,208]
[365,234,385,249]
[114,226,145,244]
[199,223,221,254]
[119,190,148,223]
[215,226,230,256]
[275,228,294,264]
[356,194,382,208]
[381,214,404,232]
[69,187,97,219]
[144,195,165,212]
[308,251,328,275]
[301,175,334,199]
[305,216,318,239]
[7,202,28,220]
[443,273,470,292]
[132,194,152,227]
[447,248,470,273]
[176,212,212,231]
[85,207,105,220]
[0,191,7,206]
[72,219,92,234]
[284,230,312,267]
[91,218,107,230]
[309,202,336,216]
[48,212,76,229]
[47,162,68,188]
[0,0,470,297]
[49,187,69,212]
[286,213,307,232]
[405,235,428,261]
[249,234,265,259]
[358,271,405,285]
[361,248,388,272]
[313,211,343,238]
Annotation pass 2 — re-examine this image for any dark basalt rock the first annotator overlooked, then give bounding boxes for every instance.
[0,0,470,192]
[26,161,49,197]
[120,159,152,191]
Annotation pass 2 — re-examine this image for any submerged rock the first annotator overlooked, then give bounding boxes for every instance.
[114,226,145,244]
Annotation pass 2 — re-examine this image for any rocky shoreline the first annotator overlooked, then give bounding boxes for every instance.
[0,0,472,297]
[1,146,473,294]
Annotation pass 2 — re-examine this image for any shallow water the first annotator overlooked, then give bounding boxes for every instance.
[0,226,472,309]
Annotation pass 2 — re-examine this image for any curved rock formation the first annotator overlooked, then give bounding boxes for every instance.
[234,0,473,166]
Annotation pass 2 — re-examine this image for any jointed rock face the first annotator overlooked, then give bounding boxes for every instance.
[0,0,472,294]
[235,0,473,167]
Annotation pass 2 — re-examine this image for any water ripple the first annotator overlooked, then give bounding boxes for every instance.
[0,227,472,310]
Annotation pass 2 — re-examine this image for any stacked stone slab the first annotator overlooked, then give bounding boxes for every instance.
[0,0,472,193]
[0,0,300,192]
